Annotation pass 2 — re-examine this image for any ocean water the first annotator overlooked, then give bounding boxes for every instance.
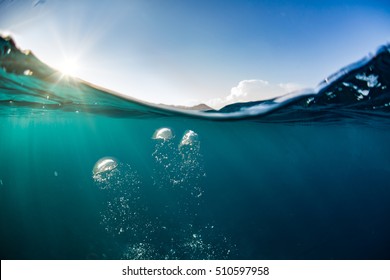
[1,36,390,260]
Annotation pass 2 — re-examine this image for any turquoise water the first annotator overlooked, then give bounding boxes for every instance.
[1,36,390,259]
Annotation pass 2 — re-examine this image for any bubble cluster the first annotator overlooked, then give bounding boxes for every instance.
[122,242,158,260]
[93,159,143,238]
[120,224,236,260]
[146,127,229,259]
[92,130,235,260]
[152,128,205,196]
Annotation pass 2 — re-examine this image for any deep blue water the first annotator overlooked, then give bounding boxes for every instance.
[1,36,390,259]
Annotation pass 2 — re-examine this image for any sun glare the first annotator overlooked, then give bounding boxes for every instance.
[58,57,79,77]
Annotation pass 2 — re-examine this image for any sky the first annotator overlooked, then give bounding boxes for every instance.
[0,0,389,108]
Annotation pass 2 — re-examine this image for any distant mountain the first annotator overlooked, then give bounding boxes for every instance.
[158,103,214,111]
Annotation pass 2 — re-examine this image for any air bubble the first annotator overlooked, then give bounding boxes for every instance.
[92,157,118,176]
[179,130,199,149]
[152,128,173,141]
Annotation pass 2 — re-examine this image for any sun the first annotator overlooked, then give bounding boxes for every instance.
[58,56,80,77]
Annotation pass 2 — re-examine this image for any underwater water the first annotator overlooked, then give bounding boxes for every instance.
[1,36,390,260]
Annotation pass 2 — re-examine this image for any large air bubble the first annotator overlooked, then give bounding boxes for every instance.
[92,157,118,176]
[178,130,198,149]
[92,157,120,188]
[152,127,173,141]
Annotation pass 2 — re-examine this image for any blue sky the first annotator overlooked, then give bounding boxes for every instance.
[1,0,389,108]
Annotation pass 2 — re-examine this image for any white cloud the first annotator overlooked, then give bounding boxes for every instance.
[207,79,305,109]
[227,79,269,101]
